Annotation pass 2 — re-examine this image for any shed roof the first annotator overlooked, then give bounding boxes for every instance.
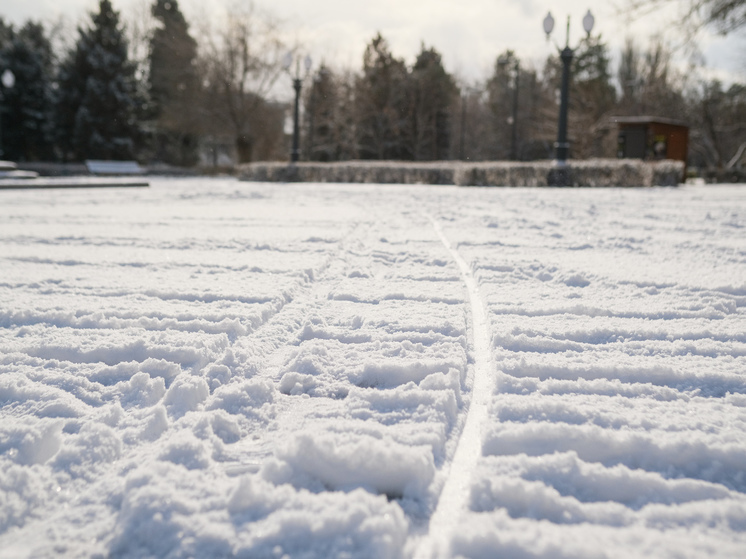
[611,116,688,128]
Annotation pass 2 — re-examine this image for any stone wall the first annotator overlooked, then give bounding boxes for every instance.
[239,159,685,187]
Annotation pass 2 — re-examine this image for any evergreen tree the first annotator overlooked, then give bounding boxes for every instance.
[486,50,518,160]
[304,66,339,161]
[572,35,617,157]
[148,0,200,166]
[355,33,412,160]
[410,45,457,160]
[0,21,56,161]
[302,66,359,162]
[0,19,11,45]
[486,52,548,161]
[573,35,616,112]
[56,0,139,161]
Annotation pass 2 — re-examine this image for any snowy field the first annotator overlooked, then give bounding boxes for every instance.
[1,178,745,559]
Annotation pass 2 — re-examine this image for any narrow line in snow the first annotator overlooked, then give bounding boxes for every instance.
[241,222,364,357]
[414,215,495,559]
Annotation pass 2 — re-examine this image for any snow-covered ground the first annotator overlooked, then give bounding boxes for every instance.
[1,178,745,558]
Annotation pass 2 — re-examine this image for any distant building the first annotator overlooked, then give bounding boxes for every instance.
[613,116,689,165]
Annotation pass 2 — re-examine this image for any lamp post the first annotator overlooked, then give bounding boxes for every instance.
[0,68,16,158]
[543,9,595,165]
[459,87,470,161]
[498,55,520,161]
[459,89,467,160]
[283,53,312,163]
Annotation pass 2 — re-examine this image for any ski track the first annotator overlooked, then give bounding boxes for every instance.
[415,215,496,559]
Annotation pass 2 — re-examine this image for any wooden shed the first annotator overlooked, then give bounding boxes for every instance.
[613,116,689,164]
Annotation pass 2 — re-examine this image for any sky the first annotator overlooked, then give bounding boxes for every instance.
[3,0,746,88]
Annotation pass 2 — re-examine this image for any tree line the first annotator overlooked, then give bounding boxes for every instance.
[0,0,288,167]
[0,0,744,172]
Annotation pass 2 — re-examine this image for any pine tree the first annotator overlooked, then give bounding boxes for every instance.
[148,0,200,167]
[486,51,518,160]
[56,0,139,161]
[0,19,11,45]
[355,33,412,160]
[0,20,56,161]
[303,68,358,162]
[571,35,617,158]
[304,66,344,161]
[410,45,457,160]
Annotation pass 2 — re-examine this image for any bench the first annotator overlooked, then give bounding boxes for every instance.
[86,160,145,175]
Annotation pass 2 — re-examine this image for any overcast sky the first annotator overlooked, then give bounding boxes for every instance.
[4,0,745,86]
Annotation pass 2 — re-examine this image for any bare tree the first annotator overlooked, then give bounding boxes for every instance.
[615,36,690,120]
[618,38,642,110]
[625,0,746,36]
[122,0,154,85]
[688,80,746,170]
[196,2,287,163]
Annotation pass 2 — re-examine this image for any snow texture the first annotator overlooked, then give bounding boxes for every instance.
[0,178,745,558]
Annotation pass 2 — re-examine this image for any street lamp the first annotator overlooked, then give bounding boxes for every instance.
[543,9,594,165]
[498,55,520,161]
[0,68,15,158]
[283,52,312,163]
[1,69,15,90]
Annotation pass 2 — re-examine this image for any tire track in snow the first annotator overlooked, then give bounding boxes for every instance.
[220,223,367,472]
[415,215,496,559]
[230,223,365,368]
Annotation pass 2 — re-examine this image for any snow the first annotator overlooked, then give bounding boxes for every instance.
[1,178,745,558]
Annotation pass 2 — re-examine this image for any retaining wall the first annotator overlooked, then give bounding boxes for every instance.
[239,159,684,187]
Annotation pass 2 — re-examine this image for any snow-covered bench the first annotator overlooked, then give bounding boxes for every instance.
[0,160,39,179]
[86,160,145,175]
